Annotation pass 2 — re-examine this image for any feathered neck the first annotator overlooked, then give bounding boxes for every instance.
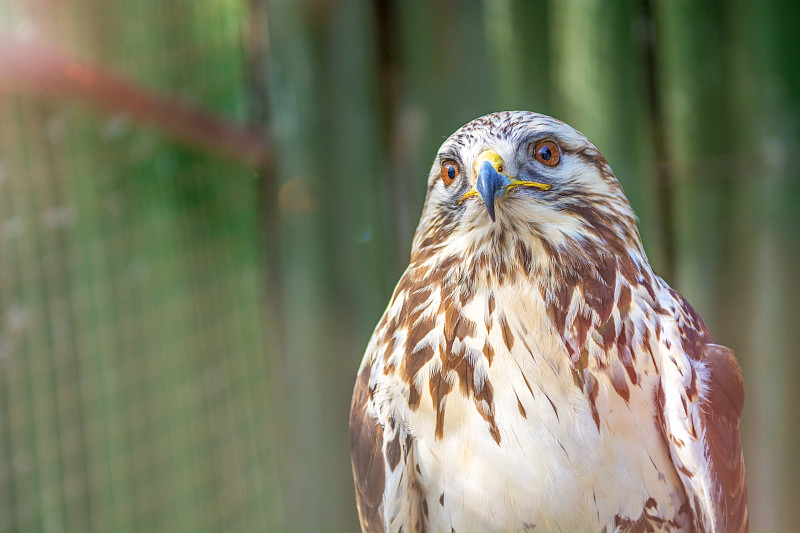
[408,202,647,291]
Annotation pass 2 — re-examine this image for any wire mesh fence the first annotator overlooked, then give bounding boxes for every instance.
[0,2,280,531]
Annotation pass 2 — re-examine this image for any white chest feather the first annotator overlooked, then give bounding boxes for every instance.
[383,286,688,533]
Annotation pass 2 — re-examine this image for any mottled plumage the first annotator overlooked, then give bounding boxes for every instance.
[350,111,747,533]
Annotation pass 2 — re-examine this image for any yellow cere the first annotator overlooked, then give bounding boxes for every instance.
[474,149,505,174]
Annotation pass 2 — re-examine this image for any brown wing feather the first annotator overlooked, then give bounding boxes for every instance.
[665,290,749,533]
[701,344,748,532]
[350,363,386,533]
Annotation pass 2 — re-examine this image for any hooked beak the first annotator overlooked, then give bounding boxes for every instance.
[475,152,508,222]
[466,149,551,222]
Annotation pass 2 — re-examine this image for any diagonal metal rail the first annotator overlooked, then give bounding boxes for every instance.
[0,35,272,169]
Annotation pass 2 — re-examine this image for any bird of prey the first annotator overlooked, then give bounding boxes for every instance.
[350,111,747,533]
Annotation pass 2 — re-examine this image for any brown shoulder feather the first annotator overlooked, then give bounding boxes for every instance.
[349,363,386,533]
[702,343,748,532]
[665,290,749,533]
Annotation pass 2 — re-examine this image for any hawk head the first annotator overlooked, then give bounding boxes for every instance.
[411,111,644,278]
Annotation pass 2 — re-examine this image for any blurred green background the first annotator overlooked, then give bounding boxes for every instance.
[0,0,798,532]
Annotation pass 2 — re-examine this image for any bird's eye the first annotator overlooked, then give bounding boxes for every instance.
[440,160,460,186]
[532,140,560,167]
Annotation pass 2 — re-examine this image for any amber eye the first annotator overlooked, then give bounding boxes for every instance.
[532,140,560,167]
[440,160,460,186]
